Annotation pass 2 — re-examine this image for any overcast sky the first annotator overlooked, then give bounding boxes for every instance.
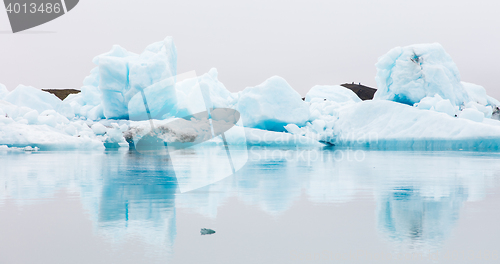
[1,0,499,99]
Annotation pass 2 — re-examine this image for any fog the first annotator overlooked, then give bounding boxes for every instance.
[1,0,499,99]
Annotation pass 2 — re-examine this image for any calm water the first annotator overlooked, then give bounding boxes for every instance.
[1,147,499,264]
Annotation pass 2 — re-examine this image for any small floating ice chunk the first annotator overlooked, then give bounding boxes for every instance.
[23,146,39,152]
[0,145,39,152]
[201,228,215,235]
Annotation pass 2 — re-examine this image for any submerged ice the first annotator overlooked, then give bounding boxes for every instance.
[1,39,500,150]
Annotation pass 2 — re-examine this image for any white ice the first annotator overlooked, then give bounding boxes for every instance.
[0,83,8,99]
[305,85,361,103]
[330,100,500,150]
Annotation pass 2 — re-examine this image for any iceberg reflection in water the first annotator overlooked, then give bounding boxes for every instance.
[0,147,499,263]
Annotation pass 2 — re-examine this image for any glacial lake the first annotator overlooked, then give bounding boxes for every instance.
[1,147,499,264]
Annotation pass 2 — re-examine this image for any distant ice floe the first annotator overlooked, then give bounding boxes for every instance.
[1,39,500,150]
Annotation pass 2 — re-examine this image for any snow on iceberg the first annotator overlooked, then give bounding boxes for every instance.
[0,83,8,99]
[64,86,104,120]
[374,43,469,107]
[3,85,74,118]
[371,43,499,121]
[462,81,499,118]
[0,121,104,150]
[414,94,457,117]
[236,76,309,132]
[458,108,484,123]
[413,81,499,119]
[331,100,500,150]
[0,97,127,150]
[305,85,361,103]
[284,86,362,143]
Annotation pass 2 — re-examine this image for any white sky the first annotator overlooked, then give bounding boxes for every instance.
[1,0,499,99]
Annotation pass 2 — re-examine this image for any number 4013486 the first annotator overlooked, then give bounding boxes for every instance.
[6,2,62,14]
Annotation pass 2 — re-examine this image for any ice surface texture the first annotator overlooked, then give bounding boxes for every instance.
[374,43,469,107]
[305,85,361,103]
[97,37,177,119]
[200,228,215,235]
[0,83,8,99]
[331,100,500,150]
[236,76,309,131]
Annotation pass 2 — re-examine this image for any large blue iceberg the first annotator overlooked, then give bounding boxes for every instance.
[374,43,468,107]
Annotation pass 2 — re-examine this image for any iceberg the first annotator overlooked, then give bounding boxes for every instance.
[280,43,500,149]
[198,68,237,109]
[243,127,325,147]
[2,37,500,151]
[463,81,489,106]
[374,43,469,107]
[462,81,497,118]
[414,94,457,117]
[305,85,361,103]
[0,83,8,99]
[0,95,126,150]
[128,76,178,121]
[331,100,500,150]
[98,37,177,119]
[4,85,64,114]
[284,86,361,143]
[0,145,39,152]
[458,108,484,123]
[127,69,235,121]
[0,122,104,150]
[414,82,498,119]
[236,76,309,132]
[65,37,177,120]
